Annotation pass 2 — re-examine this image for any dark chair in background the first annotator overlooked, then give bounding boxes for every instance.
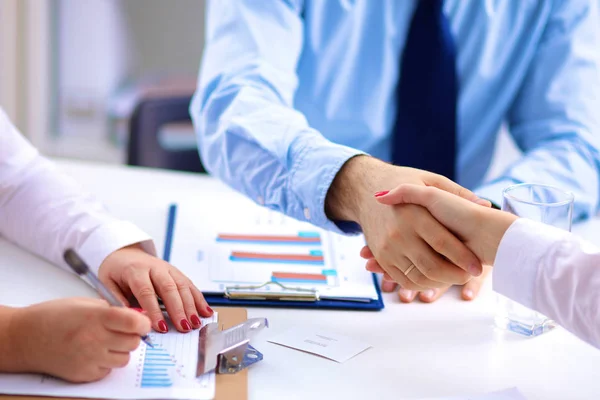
[128,96,206,173]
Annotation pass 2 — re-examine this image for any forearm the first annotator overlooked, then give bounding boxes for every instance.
[0,306,28,373]
[493,219,600,348]
[0,155,152,272]
[195,1,363,232]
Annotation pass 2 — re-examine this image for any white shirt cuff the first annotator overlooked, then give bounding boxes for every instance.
[76,220,156,274]
[492,218,569,310]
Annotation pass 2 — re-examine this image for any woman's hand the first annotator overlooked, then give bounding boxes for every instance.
[7,298,150,383]
[374,184,517,264]
[362,184,518,301]
[98,244,213,333]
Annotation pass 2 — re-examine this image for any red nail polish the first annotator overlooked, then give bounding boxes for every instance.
[207,306,214,315]
[130,307,143,313]
[158,320,168,333]
[190,315,201,327]
[374,191,389,197]
[181,319,192,331]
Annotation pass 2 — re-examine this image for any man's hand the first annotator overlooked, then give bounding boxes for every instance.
[360,184,517,302]
[325,156,489,297]
[99,244,213,333]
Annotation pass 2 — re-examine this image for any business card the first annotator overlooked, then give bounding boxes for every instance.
[267,327,372,363]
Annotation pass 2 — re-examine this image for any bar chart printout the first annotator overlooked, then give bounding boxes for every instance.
[212,230,339,289]
[138,346,176,388]
[0,316,217,400]
[168,204,380,301]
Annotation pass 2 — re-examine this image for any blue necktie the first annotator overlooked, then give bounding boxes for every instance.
[391,0,457,181]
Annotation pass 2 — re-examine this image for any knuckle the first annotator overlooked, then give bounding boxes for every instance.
[127,335,143,351]
[174,278,189,291]
[159,281,179,295]
[136,285,157,299]
[105,307,123,324]
[417,258,435,279]
[386,227,405,243]
[412,273,429,286]
[430,235,448,253]
[115,354,131,368]
[402,281,421,290]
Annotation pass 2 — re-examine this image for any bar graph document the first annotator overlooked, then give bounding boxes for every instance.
[167,197,379,301]
[0,315,217,399]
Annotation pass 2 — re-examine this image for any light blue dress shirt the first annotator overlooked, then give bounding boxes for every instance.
[192,0,600,233]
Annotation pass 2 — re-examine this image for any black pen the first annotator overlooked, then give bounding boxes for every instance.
[63,249,155,348]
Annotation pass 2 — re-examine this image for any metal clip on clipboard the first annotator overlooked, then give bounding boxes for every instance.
[225,281,319,302]
[196,317,268,376]
[225,281,373,303]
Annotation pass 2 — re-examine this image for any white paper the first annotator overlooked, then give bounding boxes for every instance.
[168,198,380,301]
[420,387,527,400]
[0,315,218,400]
[268,327,372,363]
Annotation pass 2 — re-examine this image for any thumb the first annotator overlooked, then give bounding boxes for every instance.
[374,184,434,206]
[424,175,491,206]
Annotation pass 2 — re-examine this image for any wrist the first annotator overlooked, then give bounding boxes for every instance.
[1,307,32,373]
[325,155,394,222]
[481,209,519,264]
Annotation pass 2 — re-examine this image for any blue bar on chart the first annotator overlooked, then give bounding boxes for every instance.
[140,346,175,388]
[229,251,325,266]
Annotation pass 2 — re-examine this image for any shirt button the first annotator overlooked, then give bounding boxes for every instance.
[303,208,311,220]
[257,196,264,205]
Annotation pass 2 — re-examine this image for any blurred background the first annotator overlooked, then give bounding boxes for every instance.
[0,0,203,164]
[1,0,523,178]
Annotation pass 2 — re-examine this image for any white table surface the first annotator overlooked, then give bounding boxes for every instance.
[1,159,599,400]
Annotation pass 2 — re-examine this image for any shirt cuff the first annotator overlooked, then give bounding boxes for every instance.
[473,179,518,209]
[290,132,365,234]
[492,218,567,311]
[75,220,156,274]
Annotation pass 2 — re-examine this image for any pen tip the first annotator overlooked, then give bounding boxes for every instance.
[144,336,155,348]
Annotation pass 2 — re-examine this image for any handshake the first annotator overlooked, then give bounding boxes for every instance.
[360,184,517,302]
[326,156,518,304]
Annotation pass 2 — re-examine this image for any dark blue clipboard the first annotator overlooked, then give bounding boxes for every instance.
[163,204,384,311]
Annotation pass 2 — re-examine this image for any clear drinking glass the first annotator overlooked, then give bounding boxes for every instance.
[495,183,574,337]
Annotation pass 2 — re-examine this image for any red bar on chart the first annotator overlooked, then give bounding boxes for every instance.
[271,272,328,284]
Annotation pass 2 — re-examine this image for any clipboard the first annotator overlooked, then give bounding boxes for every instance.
[0,307,249,400]
[164,204,384,311]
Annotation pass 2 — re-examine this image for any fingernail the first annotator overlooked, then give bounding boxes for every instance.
[423,289,435,299]
[158,320,168,333]
[374,190,389,198]
[399,289,413,299]
[181,319,192,331]
[130,307,143,313]
[468,264,482,277]
[190,315,201,327]
[464,289,474,300]
[207,306,214,315]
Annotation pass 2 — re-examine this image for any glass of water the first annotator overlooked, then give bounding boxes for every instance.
[495,183,574,337]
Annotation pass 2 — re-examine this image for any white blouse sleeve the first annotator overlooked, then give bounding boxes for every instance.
[0,108,155,273]
[493,218,600,348]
